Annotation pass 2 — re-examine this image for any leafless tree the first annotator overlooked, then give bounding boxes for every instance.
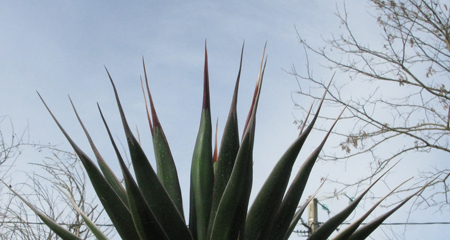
[292,0,450,210]
[0,116,114,239]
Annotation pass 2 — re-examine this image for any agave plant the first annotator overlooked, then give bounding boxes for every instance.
[4,44,430,240]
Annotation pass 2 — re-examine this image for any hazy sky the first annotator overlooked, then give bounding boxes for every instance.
[1,1,448,239]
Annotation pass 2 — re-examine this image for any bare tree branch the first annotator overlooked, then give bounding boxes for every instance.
[293,0,450,210]
[0,118,114,239]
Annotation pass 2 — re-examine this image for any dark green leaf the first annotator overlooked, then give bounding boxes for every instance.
[142,61,184,216]
[58,186,110,240]
[245,79,331,240]
[283,181,326,240]
[332,176,411,240]
[69,97,128,206]
[347,176,438,240]
[266,107,346,240]
[99,108,169,240]
[208,44,243,238]
[190,45,214,240]
[38,93,140,240]
[105,70,193,240]
[308,161,395,240]
[3,181,82,240]
[209,44,265,240]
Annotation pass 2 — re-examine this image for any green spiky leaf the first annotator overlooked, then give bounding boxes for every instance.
[99,106,169,240]
[283,180,326,240]
[266,106,346,240]
[69,97,128,206]
[209,45,265,240]
[208,44,243,238]
[308,162,396,240]
[347,176,438,240]
[38,93,140,240]
[2,181,82,240]
[141,61,184,216]
[245,80,330,240]
[106,70,192,240]
[332,176,412,240]
[57,186,110,240]
[190,45,214,240]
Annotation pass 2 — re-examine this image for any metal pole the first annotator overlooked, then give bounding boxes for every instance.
[308,198,319,236]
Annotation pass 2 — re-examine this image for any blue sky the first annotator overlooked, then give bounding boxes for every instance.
[1,1,448,239]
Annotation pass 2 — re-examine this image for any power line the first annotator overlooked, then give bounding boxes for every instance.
[2,220,450,226]
[1,221,114,227]
[293,221,450,237]
[335,221,450,225]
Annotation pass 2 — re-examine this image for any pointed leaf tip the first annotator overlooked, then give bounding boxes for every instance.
[141,76,154,135]
[243,45,267,135]
[203,45,210,110]
[142,59,163,136]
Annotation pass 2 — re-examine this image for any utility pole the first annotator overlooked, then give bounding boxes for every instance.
[308,198,319,237]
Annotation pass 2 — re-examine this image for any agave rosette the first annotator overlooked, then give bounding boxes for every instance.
[4,44,427,240]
